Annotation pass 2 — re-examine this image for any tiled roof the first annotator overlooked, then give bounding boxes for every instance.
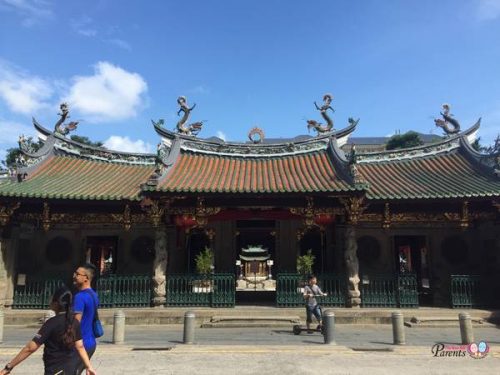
[156,151,356,194]
[0,155,155,200]
[358,149,500,200]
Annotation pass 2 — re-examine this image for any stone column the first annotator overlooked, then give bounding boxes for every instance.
[0,233,15,308]
[0,236,7,308]
[152,228,168,307]
[344,225,361,307]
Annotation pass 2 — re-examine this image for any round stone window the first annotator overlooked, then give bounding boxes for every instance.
[441,236,468,265]
[131,236,155,264]
[357,236,381,266]
[45,237,72,265]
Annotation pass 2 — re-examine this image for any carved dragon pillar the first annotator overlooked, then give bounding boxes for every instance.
[141,198,170,307]
[340,196,367,308]
[152,228,168,306]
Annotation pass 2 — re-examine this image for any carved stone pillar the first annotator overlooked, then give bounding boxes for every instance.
[344,225,361,307]
[340,196,366,308]
[0,235,7,307]
[152,229,168,307]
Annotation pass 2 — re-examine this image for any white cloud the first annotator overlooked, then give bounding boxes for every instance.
[64,61,148,121]
[0,60,53,114]
[71,15,97,37]
[106,39,132,51]
[188,85,210,95]
[216,130,226,141]
[0,119,36,145]
[0,0,53,26]
[103,135,153,154]
[477,0,500,20]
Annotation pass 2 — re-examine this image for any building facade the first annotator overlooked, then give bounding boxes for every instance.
[0,102,499,309]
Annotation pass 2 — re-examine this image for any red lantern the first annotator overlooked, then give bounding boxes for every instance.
[174,215,197,230]
[314,214,334,228]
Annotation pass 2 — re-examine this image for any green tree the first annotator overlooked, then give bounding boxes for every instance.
[70,135,104,148]
[385,131,425,150]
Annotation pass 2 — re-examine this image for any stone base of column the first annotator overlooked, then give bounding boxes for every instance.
[346,298,361,308]
[152,297,166,307]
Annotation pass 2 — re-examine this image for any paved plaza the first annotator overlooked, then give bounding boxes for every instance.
[1,325,499,374]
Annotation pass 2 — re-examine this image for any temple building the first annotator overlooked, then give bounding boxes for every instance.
[0,97,499,309]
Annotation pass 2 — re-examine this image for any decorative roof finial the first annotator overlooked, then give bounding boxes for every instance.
[176,96,203,136]
[434,103,460,136]
[248,127,265,144]
[54,103,79,136]
[307,93,335,135]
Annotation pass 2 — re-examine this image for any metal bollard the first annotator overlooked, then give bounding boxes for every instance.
[113,310,125,344]
[459,312,474,345]
[0,309,4,344]
[183,311,196,344]
[323,310,335,345]
[391,311,406,345]
[44,310,55,322]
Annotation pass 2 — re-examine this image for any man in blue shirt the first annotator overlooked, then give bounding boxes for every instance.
[73,263,99,375]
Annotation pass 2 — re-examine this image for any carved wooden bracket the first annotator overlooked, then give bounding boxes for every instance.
[339,196,368,225]
[290,196,343,229]
[0,201,20,227]
[205,227,216,242]
[140,198,172,228]
[382,202,391,229]
[42,202,51,231]
[460,200,469,230]
[194,197,220,227]
[290,196,315,227]
[110,204,132,231]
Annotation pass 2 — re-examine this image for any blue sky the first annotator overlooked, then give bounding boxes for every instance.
[0,0,499,157]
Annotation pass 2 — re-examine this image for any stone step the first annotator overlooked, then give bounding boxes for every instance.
[405,316,494,328]
[202,315,301,328]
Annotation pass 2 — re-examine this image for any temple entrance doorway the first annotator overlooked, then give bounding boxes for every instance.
[235,220,276,305]
[394,235,432,305]
[86,236,118,278]
[299,228,324,275]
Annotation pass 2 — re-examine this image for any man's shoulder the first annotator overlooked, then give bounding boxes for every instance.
[74,288,98,306]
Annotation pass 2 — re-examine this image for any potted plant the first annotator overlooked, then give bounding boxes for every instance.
[297,249,315,276]
[193,247,214,292]
[296,249,315,292]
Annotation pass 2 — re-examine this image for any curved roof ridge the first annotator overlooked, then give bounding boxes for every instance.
[153,118,357,157]
[32,118,156,165]
[356,119,481,164]
[460,134,500,179]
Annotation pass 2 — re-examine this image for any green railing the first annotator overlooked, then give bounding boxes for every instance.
[398,274,419,308]
[275,273,346,307]
[13,278,65,309]
[166,273,235,307]
[360,273,418,308]
[97,275,152,308]
[451,275,482,308]
[13,275,152,309]
[361,275,397,307]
